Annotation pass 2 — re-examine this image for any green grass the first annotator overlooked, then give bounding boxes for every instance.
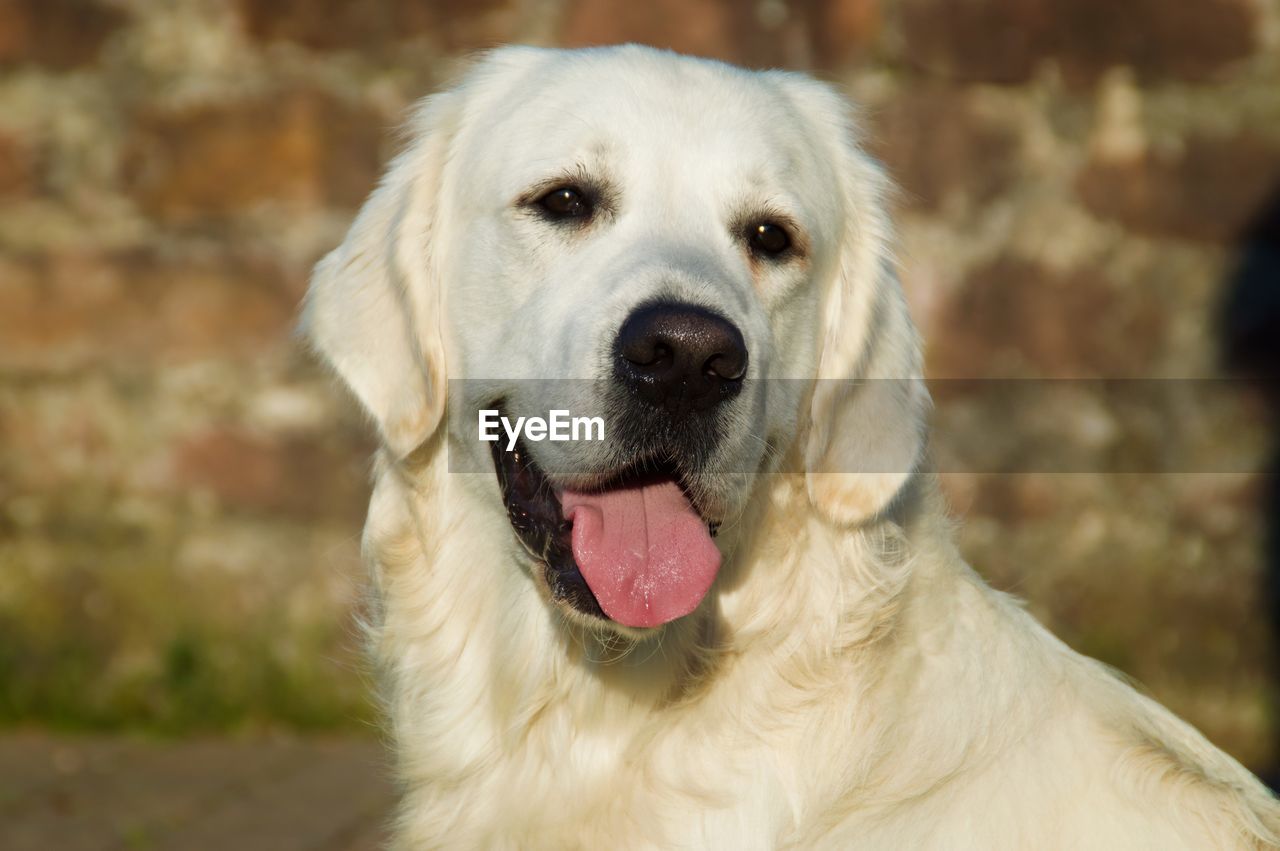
[0,496,376,735]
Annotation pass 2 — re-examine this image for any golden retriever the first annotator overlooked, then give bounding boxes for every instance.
[302,45,1280,848]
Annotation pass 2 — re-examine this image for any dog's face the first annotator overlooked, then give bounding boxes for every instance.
[304,46,929,635]
[442,51,839,628]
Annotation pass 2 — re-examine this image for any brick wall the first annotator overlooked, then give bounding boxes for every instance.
[1,0,1277,762]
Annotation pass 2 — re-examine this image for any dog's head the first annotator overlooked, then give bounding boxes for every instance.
[303,46,928,634]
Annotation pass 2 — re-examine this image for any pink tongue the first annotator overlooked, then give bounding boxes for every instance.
[560,479,720,628]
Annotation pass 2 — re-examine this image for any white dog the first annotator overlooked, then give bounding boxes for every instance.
[303,45,1280,848]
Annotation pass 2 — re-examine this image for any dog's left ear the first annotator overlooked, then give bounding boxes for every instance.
[781,78,931,526]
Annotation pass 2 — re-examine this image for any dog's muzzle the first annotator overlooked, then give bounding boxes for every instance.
[490,302,748,631]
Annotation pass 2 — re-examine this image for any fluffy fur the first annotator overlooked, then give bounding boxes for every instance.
[303,45,1280,848]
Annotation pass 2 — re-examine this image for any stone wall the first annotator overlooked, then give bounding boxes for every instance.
[1,0,1277,763]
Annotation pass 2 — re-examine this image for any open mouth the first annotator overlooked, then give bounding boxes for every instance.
[489,424,722,629]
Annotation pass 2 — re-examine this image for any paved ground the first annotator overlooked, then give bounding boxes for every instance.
[0,733,395,850]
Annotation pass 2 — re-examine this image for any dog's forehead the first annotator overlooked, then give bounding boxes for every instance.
[463,53,817,193]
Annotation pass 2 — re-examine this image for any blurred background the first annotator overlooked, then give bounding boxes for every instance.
[1,0,1278,845]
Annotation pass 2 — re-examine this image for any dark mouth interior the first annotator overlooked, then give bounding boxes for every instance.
[489,436,604,618]
[488,413,717,623]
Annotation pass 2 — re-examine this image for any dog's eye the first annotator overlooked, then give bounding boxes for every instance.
[537,186,592,220]
[748,222,791,257]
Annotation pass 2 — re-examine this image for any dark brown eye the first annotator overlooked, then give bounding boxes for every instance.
[748,222,790,257]
[537,186,592,220]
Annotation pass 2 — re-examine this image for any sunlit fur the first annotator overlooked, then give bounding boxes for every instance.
[304,45,1280,849]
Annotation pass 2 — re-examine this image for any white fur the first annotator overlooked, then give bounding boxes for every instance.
[303,45,1280,849]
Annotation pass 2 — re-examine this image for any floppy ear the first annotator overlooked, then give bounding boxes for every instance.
[300,92,460,458]
[790,82,931,526]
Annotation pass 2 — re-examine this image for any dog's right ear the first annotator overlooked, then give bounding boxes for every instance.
[300,92,460,458]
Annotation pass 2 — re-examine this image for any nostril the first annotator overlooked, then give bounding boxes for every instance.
[705,352,746,381]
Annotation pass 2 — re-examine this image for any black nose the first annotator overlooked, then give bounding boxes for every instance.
[614,302,748,414]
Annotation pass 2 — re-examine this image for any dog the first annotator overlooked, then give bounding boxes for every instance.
[302,45,1280,848]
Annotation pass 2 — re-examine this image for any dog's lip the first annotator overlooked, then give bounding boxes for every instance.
[489,434,603,618]
[487,406,719,624]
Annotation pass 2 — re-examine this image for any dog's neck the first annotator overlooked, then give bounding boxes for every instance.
[366,444,936,840]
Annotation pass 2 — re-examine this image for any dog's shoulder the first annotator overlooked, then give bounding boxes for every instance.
[1074,655,1280,849]
[845,532,1280,849]
[981,578,1280,849]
